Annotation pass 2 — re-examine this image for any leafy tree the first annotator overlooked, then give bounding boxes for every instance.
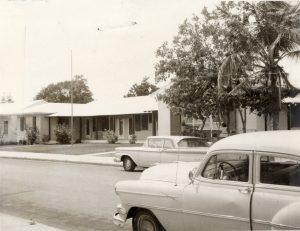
[124,77,159,97]
[35,75,93,103]
[155,12,228,130]
[216,1,300,130]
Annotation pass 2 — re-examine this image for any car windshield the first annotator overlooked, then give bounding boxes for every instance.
[177,138,209,148]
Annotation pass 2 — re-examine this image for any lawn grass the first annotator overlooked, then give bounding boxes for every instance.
[0,143,142,155]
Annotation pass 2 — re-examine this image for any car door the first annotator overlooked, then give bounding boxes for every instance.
[182,151,253,231]
[252,152,300,230]
[160,138,177,163]
[141,138,163,167]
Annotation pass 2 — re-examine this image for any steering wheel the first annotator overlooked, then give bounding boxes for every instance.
[217,161,237,180]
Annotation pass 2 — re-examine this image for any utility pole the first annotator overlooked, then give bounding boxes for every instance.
[70,50,73,145]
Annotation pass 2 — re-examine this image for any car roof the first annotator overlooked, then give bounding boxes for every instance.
[209,130,300,156]
[147,136,201,143]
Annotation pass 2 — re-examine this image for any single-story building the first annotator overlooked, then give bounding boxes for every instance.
[0,93,299,144]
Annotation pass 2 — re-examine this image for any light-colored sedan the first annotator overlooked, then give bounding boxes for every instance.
[114,136,209,171]
[113,131,300,231]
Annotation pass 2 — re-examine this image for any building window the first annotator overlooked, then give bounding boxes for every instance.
[4,121,8,135]
[129,118,133,135]
[20,117,25,131]
[58,117,69,126]
[86,119,90,135]
[134,115,141,131]
[101,116,109,131]
[33,116,36,129]
[92,118,97,132]
[109,117,114,131]
[141,114,148,130]
[149,113,152,124]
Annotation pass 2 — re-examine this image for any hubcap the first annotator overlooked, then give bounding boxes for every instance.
[125,159,131,169]
[139,217,155,231]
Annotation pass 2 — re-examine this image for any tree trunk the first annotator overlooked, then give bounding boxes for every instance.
[199,118,207,131]
[226,111,231,136]
[238,108,247,133]
[272,112,279,130]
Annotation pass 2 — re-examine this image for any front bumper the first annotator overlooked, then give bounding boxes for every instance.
[112,204,128,227]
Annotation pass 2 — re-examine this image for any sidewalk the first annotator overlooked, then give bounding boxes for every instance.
[0,151,121,166]
[0,213,64,231]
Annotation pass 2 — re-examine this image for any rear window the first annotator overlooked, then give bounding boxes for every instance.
[178,138,209,148]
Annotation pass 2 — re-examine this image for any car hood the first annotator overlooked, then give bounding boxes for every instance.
[140,161,200,185]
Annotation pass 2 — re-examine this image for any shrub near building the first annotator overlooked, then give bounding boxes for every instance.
[54,124,71,144]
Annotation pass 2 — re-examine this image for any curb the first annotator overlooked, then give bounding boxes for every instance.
[0,152,122,167]
[0,156,122,167]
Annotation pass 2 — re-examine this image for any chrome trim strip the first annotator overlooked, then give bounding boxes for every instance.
[118,190,179,198]
[253,219,300,230]
[181,209,249,223]
[126,202,249,223]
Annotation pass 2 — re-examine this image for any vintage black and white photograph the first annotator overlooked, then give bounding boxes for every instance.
[0,0,300,230]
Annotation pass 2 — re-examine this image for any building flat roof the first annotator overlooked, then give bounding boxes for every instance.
[0,95,158,117]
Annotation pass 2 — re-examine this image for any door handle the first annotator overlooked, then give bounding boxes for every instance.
[238,187,251,194]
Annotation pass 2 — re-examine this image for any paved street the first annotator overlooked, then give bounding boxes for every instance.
[0,158,142,231]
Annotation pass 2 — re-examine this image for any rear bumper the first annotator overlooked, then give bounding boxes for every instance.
[114,157,121,162]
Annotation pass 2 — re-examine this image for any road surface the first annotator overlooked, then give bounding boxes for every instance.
[0,158,141,231]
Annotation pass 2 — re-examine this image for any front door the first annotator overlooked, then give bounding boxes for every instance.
[118,119,124,139]
[182,151,253,231]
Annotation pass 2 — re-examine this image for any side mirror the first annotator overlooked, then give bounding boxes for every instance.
[188,170,194,183]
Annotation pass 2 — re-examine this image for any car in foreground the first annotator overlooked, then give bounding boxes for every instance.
[114,136,209,171]
[113,131,300,231]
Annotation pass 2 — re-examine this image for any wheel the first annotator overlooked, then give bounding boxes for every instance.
[132,210,164,231]
[123,156,136,171]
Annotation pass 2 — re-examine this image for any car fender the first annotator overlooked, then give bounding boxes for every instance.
[271,201,300,229]
[115,180,186,231]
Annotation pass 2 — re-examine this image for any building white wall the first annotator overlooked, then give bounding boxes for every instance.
[157,100,171,136]
[0,115,18,143]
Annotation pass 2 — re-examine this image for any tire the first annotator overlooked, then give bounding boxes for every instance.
[122,156,136,172]
[132,210,164,231]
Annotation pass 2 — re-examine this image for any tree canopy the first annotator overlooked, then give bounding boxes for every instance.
[124,77,159,97]
[155,1,300,133]
[35,75,93,103]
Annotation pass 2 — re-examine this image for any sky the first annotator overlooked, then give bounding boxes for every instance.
[0,0,299,105]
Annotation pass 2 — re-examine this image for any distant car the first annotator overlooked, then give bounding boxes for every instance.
[114,136,209,171]
[113,131,300,231]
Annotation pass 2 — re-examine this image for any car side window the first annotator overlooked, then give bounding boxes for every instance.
[163,139,174,149]
[260,155,300,187]
[202,153,249,182]
[148,138,163,148]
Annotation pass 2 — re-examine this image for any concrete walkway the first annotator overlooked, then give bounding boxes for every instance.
[0,151,121,166]
[0,213,64,231]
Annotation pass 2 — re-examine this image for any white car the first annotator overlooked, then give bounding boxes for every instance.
[113,131,300,231]
[114,136,209,171]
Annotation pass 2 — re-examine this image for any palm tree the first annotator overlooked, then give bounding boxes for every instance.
[217,1,300,131]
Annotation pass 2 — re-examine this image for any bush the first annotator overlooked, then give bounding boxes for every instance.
[129,134,137,144]
[42,134,50,143]
[26,127,39,145]
[106,131,118,144]
[54,124,71,144]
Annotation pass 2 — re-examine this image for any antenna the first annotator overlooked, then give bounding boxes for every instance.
[174,148,180,186]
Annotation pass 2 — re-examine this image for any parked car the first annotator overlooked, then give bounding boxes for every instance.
[114,136,209,171]
[113,131,300,231]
